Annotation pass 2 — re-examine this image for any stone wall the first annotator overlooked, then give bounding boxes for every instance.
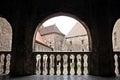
[66,35,89,52]
[113,19,120,51]
[34,41,52,52]
[0,17,12,51]
[41,33,65,51]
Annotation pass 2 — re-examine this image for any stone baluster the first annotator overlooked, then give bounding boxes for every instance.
[49,54,55,75]
[77,54,81,75]
[83,54,88,75]
[70,54,75,75]
[56,54,61,75]
[63,54,68,75]
[36,54,41,75]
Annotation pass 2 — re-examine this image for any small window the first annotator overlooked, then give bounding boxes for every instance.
[81,39,84,44]
[49,42,52,47]
[70,41,72,45]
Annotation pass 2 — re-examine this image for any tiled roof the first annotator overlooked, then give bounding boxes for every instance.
[36,32,46,44]
[39,24,65,36]
[66,22,87,38]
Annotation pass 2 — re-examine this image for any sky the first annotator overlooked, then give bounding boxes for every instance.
[42,16,78,35]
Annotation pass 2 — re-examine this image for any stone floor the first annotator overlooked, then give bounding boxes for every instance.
[0,75,120,80]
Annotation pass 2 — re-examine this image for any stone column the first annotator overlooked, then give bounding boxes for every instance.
[88,16,115,76]
[10,12,35,76]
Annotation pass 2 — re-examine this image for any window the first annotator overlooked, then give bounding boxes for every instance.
[81,39,84,44]
[70,41,72,45]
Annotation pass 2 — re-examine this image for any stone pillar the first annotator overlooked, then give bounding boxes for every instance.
[10,13,35,76]
[87,1,115,76]
[88,16,115,76]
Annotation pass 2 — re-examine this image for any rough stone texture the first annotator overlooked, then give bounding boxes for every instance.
[0,17,12,51]
[34,41,52,52]
[41,33,65,51]
[66,35,89,52]
[113,19,120,51]
[64,22,89,52]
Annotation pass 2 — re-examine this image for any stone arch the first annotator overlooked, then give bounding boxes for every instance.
[0,17,12,51]
[33,12,92,52]
[112,18,120,51]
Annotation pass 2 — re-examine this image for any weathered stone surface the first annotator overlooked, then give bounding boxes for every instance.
[0,17,12,51]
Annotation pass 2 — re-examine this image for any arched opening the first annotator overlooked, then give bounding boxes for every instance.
[33,12,92,75]
[112,19,120,51]
[0,17,12,74]
[33,13,92,52]
[112,19,120,75]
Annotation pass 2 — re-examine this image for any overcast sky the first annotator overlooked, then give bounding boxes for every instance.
[42,16,78,35]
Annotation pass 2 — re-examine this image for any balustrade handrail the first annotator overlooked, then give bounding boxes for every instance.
[33,52,91,55]
[114,51,120,55]
[33,51,90,75]
[0,51,11,55]
[0,51,11,74]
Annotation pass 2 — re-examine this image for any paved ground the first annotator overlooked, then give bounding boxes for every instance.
[0,75,120,80]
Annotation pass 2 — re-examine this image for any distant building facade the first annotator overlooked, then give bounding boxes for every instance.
[34,40,53,52]
[0,17,12,51]
[33,32,53,52]
[39,24,65,51]
[65,23,89,52]
[35,22,90,52]
[113,19,120,51]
